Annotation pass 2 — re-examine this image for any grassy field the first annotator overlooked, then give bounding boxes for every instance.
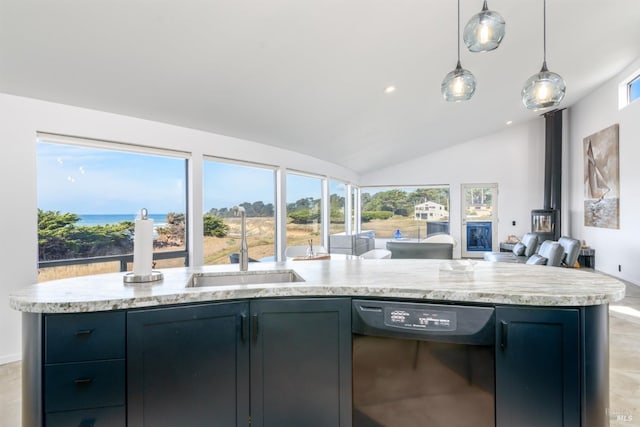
[38,215,430,281]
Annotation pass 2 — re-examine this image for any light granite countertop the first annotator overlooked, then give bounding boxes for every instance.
[9,259,626,313]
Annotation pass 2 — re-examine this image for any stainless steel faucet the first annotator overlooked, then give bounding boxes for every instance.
[232,206,248,271]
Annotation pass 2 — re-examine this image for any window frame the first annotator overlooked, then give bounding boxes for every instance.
[37,132,191,159]
[36,133,191,279]
[285,170,327,250]
[628,74,640,104]
[618,69,640,110]
[202,155,279,264]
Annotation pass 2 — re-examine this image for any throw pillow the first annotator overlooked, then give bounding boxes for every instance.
[526,254,548,265]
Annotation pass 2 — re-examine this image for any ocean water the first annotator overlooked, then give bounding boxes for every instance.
[78,214,169,227]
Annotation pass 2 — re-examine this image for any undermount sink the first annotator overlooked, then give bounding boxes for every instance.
[187,270,305,287]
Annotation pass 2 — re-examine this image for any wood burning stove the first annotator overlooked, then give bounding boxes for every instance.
[531,110,563,243]
[531,209,560,242]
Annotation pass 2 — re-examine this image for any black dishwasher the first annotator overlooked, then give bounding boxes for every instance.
[352,299,495,427]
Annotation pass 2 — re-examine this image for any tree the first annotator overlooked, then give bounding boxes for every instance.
[251,201,274,217]
[361,211,394,222]
[38,210,80,260]
[329,193,345,211]
[239,202,254,216]
[38,210,134,260]
[408,188,449,206]
[329,193,345,223]
[287,197,319,212]
[203,214,229,237]
[208,202,274,218]
[363,190,410,216]
[288,209,320,224]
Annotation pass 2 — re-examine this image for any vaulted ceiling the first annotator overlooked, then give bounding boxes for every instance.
[1,0,639,173]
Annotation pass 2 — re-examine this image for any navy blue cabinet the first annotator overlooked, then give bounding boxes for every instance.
[495,306,580,427]
[39,311,126,427]
[250,298,352,427]
[127,301,250,427]
[126,298,352,427]
[22,298,606,427]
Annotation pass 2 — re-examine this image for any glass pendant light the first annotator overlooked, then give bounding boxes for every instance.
[463,0,506,53]
[442,0,476,102]
[522,0,566,110]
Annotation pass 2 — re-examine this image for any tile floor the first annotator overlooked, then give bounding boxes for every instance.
[1,281,638,426]
[609,281,640,425]
[0,358,20,427]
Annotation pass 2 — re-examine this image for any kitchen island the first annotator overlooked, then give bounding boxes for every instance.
[10,259,625,427]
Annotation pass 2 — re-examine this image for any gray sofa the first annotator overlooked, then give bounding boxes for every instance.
[525,240,564,266]
[386,241,454,259]
[558,236,581,267]
[525,236,581,267]
[483,233,539,263]
[484,234,581,267]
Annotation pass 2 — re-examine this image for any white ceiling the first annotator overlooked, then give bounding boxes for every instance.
[1,0,639,173]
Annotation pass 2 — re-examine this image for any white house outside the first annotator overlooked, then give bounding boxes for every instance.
[414,201,448,221]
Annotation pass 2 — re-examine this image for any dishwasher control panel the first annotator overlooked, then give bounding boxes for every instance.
[385,308,457,331]
[352,299,495,345]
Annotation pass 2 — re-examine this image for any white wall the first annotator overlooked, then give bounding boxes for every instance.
[360,120,547,258]
[0,93,358,363]
[567,58,640,284]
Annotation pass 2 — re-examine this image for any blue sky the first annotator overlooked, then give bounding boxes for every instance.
[203,161,276,210]
[37,143,187,215]
[38,142,346,215]
[201,162,345,209]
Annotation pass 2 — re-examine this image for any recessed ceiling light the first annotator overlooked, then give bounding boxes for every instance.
[506,120,513,125]
[384,86,396,94]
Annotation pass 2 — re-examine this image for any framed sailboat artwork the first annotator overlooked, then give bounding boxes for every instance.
[584,124,620,229]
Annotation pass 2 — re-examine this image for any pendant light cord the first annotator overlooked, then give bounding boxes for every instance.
[457,0,461,63]
[543,0,547,64]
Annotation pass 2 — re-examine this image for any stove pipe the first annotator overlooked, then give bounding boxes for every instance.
[544,110,563,211]
[541,110,563,240]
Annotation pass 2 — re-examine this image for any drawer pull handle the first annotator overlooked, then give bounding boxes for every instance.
[75,329,94,336]
[73,377,93,385]
[500,321,508,350]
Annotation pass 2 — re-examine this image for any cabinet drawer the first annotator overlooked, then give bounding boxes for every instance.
[45,311,125,363]
[46,405,125,427]
[45,360,125,412]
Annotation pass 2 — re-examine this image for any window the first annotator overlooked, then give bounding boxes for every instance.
[329,179,347,235]
[618,69,640,109]
[286,172,324,249]
[629,75,640,104]
[360,186,450,241]
[203,158,277,264]
[36,136,188,282]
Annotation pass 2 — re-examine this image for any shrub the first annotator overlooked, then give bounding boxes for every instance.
[37,210,134,260]
[203,214,229,237]
[288,209,320,224]
[361,211,394,222]
[330,209,345,224]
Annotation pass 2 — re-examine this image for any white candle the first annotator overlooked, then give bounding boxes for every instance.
[133,210,154,276]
